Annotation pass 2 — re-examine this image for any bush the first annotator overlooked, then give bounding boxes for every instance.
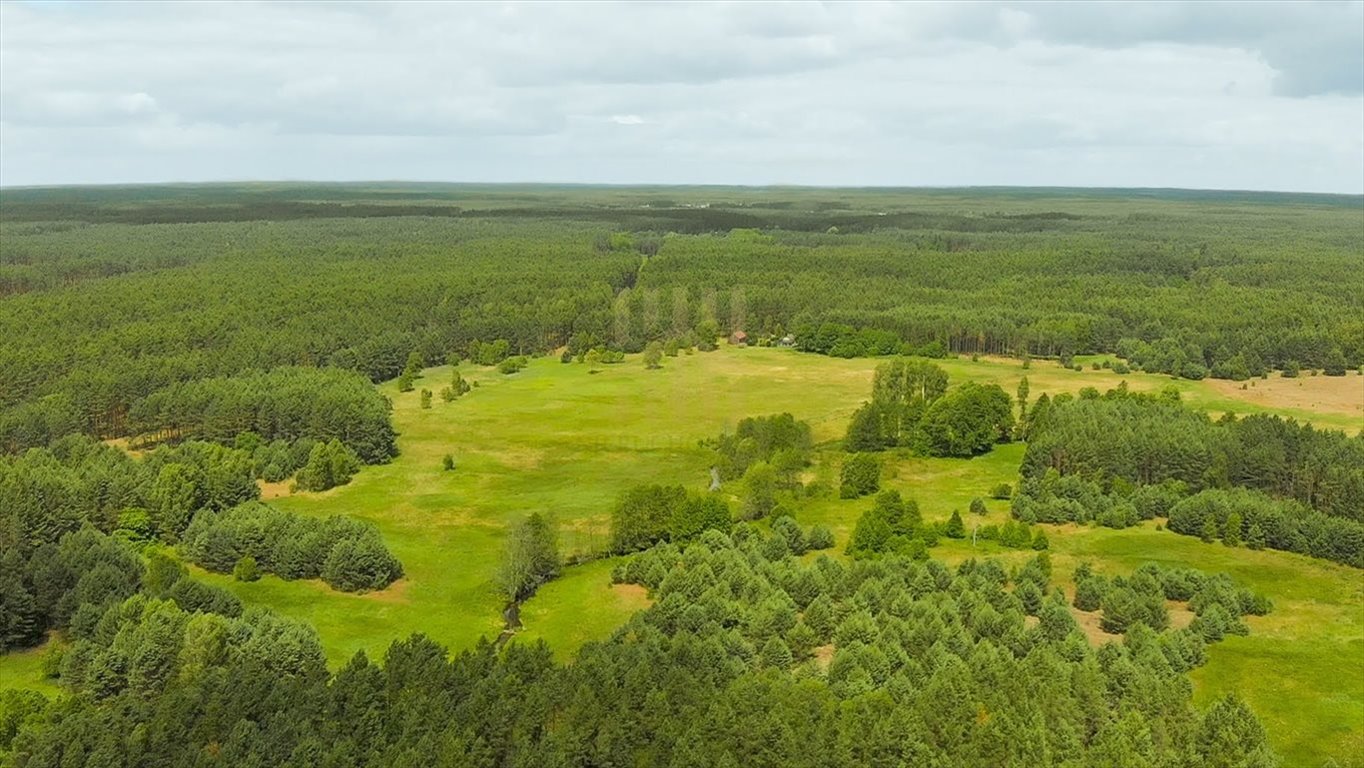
[806,525,835,551]
[323,534,404,593]
[990,483,1012,500]
[771,516,807,555]
[497,356,529,374]
[232,555,260,582]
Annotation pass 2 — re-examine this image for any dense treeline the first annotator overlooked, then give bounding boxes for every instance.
[0,527,244,653]
[1165,489,1364,567]
[1021,387,1364,520]
[636,220,1363,376]
[0,436,259,551]
[1,528,1277,766]
[0,218,640,445]
[127,367,397,463]
[1016,386,1364,566]
[3,187,1360,450]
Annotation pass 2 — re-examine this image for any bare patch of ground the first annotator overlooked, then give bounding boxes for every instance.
[1069,605,1115,646]
[1064,595,1196,645]
[258,480,292,500]
[1169,601,1196,631]
[1207,372,1363,420]
[812,644,836,670]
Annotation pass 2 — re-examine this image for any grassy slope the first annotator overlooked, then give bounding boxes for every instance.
[2,346,1358,763]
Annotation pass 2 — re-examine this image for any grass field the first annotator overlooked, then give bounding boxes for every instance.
[0,638,61,697]
[2,346,1359,763]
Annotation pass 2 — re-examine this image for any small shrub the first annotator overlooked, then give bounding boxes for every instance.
[807,525,835,550]
[233,555,260,582]
[497,356,528,374]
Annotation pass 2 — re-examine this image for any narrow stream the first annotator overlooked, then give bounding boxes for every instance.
[496,600,522,648]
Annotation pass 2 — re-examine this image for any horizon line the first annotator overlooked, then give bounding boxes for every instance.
[1,179,1361,199]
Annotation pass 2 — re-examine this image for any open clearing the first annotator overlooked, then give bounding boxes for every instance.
[34,345,1361,765]
[1204,370,1363,424]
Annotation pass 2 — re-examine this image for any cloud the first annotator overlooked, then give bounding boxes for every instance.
[0,1,1360,191]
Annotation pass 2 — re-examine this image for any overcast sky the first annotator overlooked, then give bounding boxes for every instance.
[2,1,1362,192]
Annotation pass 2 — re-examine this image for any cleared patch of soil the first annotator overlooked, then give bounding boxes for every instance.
[1069,605,1114,646]
[812,644,836,670]
[1169,601,1196,631]
[258,480,292,500]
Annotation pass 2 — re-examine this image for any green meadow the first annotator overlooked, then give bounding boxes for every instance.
[192,346,1356,662]
[5,345,1360,764]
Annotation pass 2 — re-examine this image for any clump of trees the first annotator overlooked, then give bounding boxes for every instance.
[609,484,732,554]
[846,490,931,558]
[292,439,361,492]
[1,435,260,549]
[844,359,948,451]
[793,322,948,359]
[0,527,245,653]
[180,502,403,592]
[708,413,812,482]
[498,513,560,601]
[440,369,472,401]
[844,360,1013,457]
[1072,561,1270,642]
[469,339,513,366]
[917,382,1015,457]
[3,524,1281,767]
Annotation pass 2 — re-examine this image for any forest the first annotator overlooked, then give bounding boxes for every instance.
[2,185,1361,455]
[0,184,1361,767]
[2,529,1276,767]
[1014,386,1364,566]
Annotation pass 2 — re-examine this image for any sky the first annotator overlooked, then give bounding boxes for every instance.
[1,1,1362,192]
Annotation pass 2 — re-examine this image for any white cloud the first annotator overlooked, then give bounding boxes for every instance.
[0,0,1360,191]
